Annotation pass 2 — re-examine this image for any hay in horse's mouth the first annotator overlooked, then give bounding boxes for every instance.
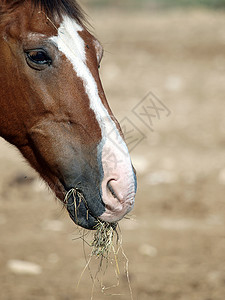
[64,188,118,257]
[91,220,118,257]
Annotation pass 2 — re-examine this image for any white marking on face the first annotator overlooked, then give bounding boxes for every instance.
[50,16,136,220]
[27,33,46,40]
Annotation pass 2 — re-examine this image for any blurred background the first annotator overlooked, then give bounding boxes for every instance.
[1,0,225,299]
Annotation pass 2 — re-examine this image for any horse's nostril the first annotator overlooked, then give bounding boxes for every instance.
[107,180,118,199]
[106,179,125,204]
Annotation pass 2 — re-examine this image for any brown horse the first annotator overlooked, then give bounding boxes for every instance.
[0,0,137,229]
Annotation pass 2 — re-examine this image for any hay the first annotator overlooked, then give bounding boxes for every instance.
[74,219,134,300]
[91,220,118,258]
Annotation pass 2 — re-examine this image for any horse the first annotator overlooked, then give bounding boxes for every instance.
[0,0,137,230]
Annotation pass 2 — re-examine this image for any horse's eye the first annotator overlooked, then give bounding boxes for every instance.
[27,50,50,64]
[25,49,52,70]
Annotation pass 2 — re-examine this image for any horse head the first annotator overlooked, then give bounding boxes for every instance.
[0,0,137,229]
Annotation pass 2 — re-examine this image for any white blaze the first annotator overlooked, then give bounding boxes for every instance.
[51,16,136,221]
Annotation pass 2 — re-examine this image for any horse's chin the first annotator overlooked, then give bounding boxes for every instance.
[44,178,97,229]
[66,191,98,230]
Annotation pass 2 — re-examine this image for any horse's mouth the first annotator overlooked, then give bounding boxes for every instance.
[64,188,99,229]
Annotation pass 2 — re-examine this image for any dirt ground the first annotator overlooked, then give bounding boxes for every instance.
[0,6,225,300]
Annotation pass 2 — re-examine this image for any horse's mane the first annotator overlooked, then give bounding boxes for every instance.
[0,0,86,23]
[33,0,85,21]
